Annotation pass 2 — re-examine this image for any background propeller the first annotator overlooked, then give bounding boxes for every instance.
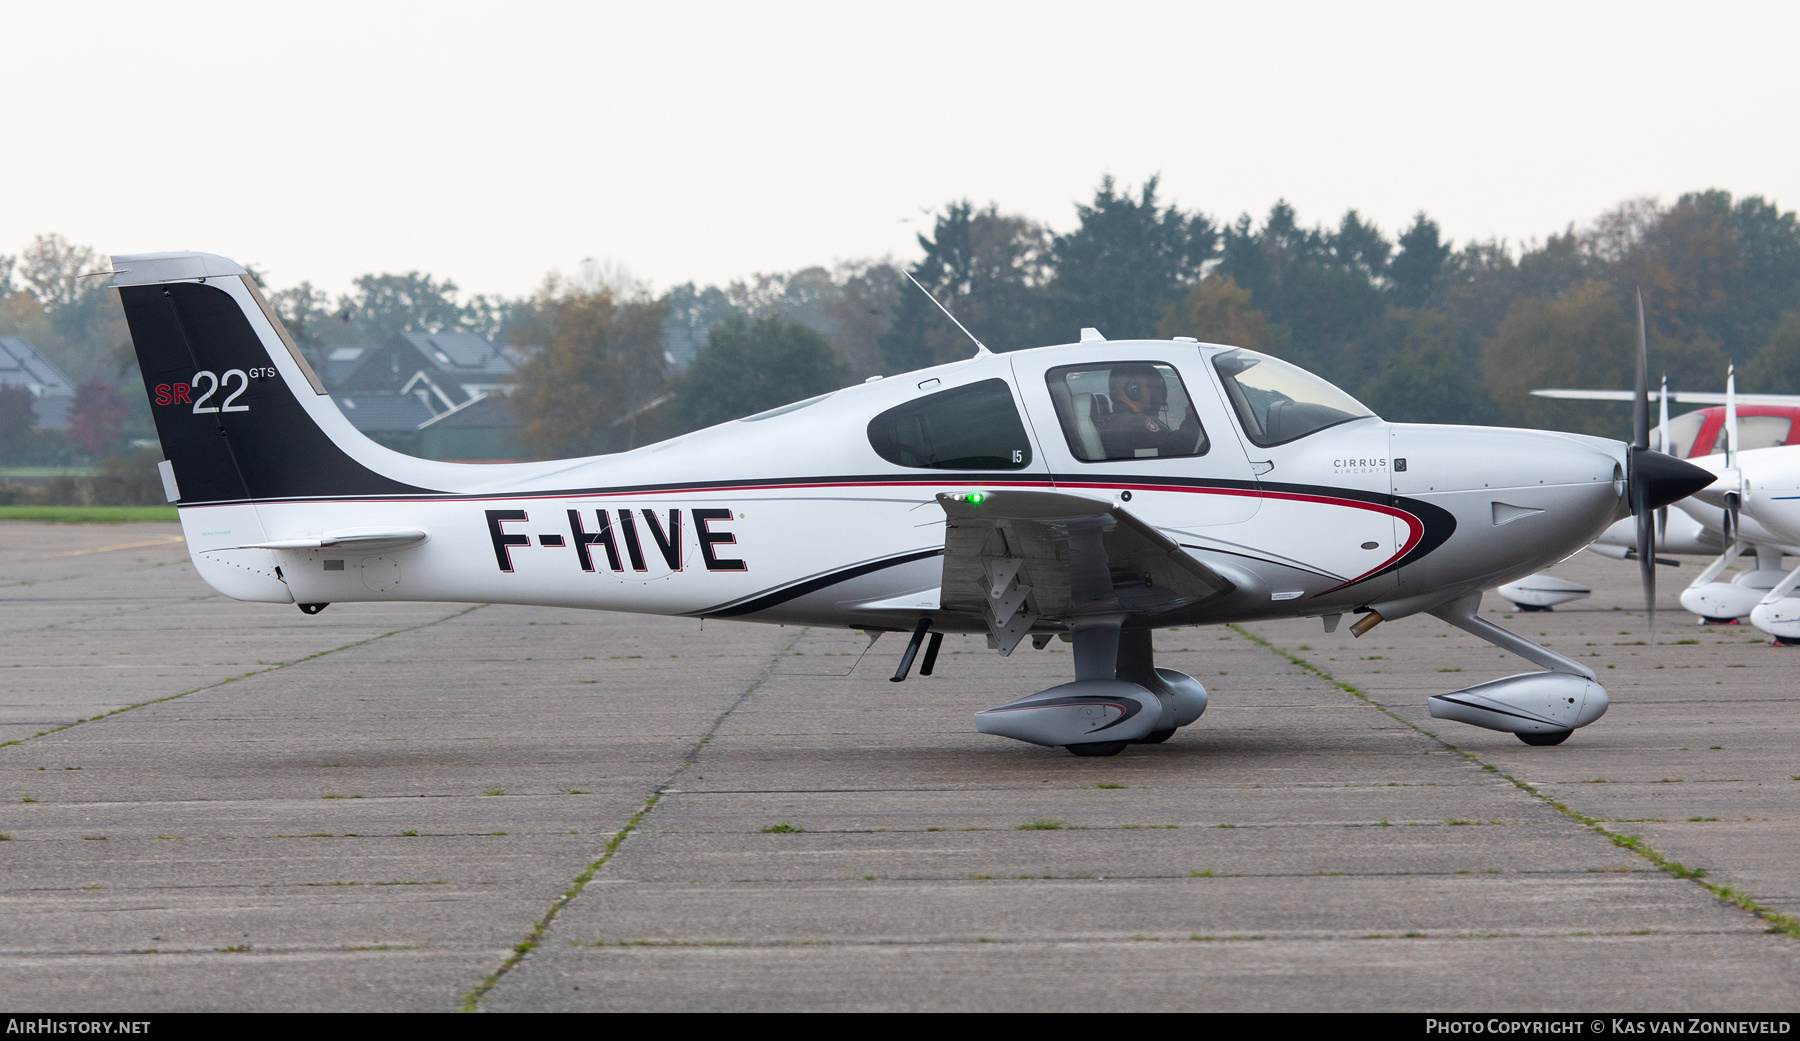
[1723,362,1743,549]
[1656,374,1669,544]
[1628,288,1719,641]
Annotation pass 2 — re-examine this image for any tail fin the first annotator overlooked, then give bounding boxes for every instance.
[114,252,428,505]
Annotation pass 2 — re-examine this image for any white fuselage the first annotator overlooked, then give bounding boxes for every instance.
[178,335,1632,634]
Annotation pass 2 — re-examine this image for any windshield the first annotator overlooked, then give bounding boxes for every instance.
[1211,349,1375,447]
[1708,414,1792,456]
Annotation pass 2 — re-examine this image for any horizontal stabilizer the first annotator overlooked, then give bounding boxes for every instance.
[233,529,429,552]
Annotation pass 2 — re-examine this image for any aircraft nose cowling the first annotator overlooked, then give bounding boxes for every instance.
[1633,448,1715,511]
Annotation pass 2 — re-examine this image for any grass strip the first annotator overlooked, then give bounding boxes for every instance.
[457,793,662,1012]
[0,506,179,523]
[0,604,486,749]
[1228,622,1800,940]
[459,629,805,1011]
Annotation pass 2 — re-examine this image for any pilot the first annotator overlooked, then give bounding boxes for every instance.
[1095,364,1202,458]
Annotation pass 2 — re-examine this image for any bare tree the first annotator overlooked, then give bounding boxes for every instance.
[508,276,668,458]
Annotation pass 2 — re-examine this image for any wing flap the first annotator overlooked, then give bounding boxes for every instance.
[936,490,1233,633]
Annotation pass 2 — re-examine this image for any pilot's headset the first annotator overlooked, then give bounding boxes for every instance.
[1114,367,1167,412]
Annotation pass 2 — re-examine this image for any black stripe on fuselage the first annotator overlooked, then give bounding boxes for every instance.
[177,472,1458,598]
[172,470,1064,507]
[694,548,945,619]
[166,471,1429,510]
[1177,542,1345,582]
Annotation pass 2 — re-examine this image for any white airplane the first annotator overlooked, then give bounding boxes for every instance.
[1514,375,1800,620]
[109,252,1711,753]
[1679,375,1800,643]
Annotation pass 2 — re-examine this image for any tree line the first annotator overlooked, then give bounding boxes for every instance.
[5,179,1799,466]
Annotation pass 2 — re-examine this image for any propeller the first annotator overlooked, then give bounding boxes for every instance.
[1628,288,1718,641]
[1723,362,1743,549]
[1655,375,1669,544]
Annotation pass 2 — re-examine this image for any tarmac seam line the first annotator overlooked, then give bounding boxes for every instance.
[0,604,488,751]
[457,626,807,1013]
[1229,623,1800,941]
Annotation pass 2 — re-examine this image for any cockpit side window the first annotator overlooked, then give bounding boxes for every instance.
[1709,414,1792,455]
[1212,349,1375,447]
[867,378,1033,470]
[1045,362,1209,462]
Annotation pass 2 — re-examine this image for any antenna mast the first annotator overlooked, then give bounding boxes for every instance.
[903,271,990,356]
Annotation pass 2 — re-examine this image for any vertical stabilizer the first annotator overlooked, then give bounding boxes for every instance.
[113,253,430,505]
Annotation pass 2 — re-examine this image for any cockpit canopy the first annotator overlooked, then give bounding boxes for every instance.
[1211,349,1376,447]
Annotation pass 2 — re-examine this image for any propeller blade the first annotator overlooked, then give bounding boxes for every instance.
[1633,287,1650,451]
[1722,363,1743,551]
[1632,287,1653,636]
[1657,375,1670,453]
[1725,363,1739,467]
[1636,485,1656,640]
[1655,377,1670,543]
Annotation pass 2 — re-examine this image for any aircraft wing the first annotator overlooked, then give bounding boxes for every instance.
[1533,389,1800,407]
[935,490,1234,649]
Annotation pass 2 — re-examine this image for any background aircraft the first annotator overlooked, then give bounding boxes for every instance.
[1680,377,1800,643]
[1498,383,1800,618]
[112,252,1708,753]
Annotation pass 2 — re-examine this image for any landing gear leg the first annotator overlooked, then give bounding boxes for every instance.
[974,621,1207,755]
[1114,628,1206,747]
[1680,545,1758,622]
[1424,591,1608,744]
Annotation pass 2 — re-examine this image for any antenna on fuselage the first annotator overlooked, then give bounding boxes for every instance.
[903,270,991,357]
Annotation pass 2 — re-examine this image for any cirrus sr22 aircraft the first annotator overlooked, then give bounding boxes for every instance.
[111,252,1712,756]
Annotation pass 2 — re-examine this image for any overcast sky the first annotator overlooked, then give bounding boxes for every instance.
[5,1,1796,300]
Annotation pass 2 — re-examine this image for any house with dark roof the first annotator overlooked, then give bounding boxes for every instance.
[318,330,524,452]
[331,391,437,433]
[332,332,522,410]
[0,336,78,428]
[416,393,521,461]
[314,330,535,458]
[329,391,437,455]
[321,346,371,388]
